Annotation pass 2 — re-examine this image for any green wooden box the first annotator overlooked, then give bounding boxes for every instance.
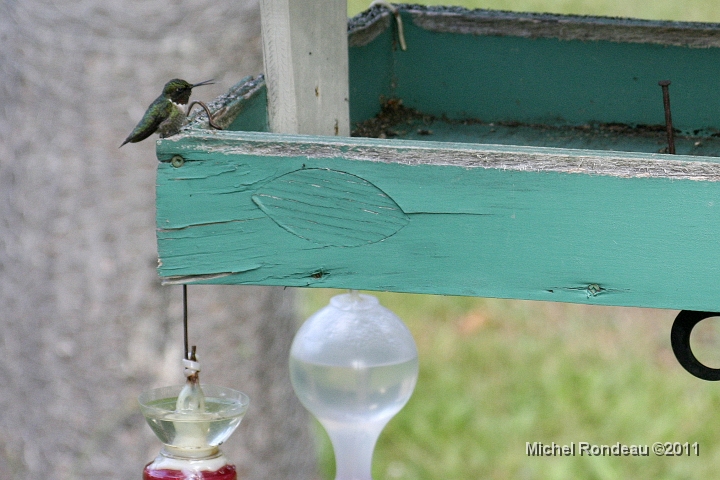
[156,6,720,312]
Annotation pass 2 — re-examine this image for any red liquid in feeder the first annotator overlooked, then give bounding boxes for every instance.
[143,464,237,480]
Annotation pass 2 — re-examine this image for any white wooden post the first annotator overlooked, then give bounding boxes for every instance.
[260,0,350,136]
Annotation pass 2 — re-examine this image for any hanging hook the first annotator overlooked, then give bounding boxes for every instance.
[671,310,720,381]
[183,284,189,361]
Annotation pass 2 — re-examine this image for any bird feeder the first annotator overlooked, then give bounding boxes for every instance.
[149,2,720,475]
[157,5,720,310]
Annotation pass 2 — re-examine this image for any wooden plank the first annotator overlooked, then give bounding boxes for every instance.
[349,7,720,48]
[188,75,269,132]
[160,9,720,311]
[404,7,720,47]
[348,7,720,134]
[259,0,349,135]
[156,131,720,312]
[201,76,720,158]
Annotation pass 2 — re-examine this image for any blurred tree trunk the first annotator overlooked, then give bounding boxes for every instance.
[0,1,316,478]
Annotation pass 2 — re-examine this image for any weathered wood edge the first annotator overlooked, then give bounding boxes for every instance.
[159,130,720,182]
[348,4,720,48]
[185,75,266,131]
[348,7,392,47]
[259,0,350,136]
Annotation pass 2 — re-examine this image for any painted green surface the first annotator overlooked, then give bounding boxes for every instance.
[251,168,409,246]
[389,12,720,134]
[157,131,720,311]
[225,83,269,132]
[357,113,720,156]
[348,25,394,125]
[156,12,720,311]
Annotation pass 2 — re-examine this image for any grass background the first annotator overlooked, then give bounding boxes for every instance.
[299,2,720,479]
[301,292,720,479]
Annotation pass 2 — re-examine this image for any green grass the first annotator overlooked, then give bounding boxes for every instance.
[300,290,720,479]
[296,2,720,478]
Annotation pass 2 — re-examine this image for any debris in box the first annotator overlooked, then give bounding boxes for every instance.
[351,97,720,157]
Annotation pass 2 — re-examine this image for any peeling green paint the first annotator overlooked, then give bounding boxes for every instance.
[157,8,720,312]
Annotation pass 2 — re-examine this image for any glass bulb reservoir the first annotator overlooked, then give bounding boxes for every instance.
[290,292,419,480]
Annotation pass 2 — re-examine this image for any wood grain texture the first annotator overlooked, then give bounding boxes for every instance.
[260,0,349,136]
[186,75,268,132]
[157,11,720,312]
[157,131,720,312]
[158,131,720,181]
[349,6,720,134]
[251,168,409,246]
[349,5,720,48]
[289,0,350,136]
[259,0,298,133]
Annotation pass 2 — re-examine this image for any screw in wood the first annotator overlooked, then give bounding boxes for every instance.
[171,155,185,168]
[658,80,676,154]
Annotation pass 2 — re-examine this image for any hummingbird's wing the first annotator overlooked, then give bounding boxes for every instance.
[120,97,172,147]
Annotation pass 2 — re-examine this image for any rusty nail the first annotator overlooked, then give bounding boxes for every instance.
[658,80,675,154]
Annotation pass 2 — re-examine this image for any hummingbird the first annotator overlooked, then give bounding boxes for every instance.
[120,78,216,147]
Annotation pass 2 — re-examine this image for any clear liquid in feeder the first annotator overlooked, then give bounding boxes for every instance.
[139,354,249,480]
[290,291,419,480]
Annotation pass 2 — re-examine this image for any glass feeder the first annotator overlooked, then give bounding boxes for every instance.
[139,355,250,480]
[290,291,419,480]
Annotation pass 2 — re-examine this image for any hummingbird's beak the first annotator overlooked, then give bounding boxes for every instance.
[192,79,215,88]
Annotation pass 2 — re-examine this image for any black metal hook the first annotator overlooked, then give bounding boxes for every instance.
[183,284,189,361]
[671,310,720,381]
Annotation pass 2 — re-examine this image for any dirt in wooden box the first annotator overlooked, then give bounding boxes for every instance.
[352,98,434,138]
[351,97,680,138]
[351,98,720,156]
